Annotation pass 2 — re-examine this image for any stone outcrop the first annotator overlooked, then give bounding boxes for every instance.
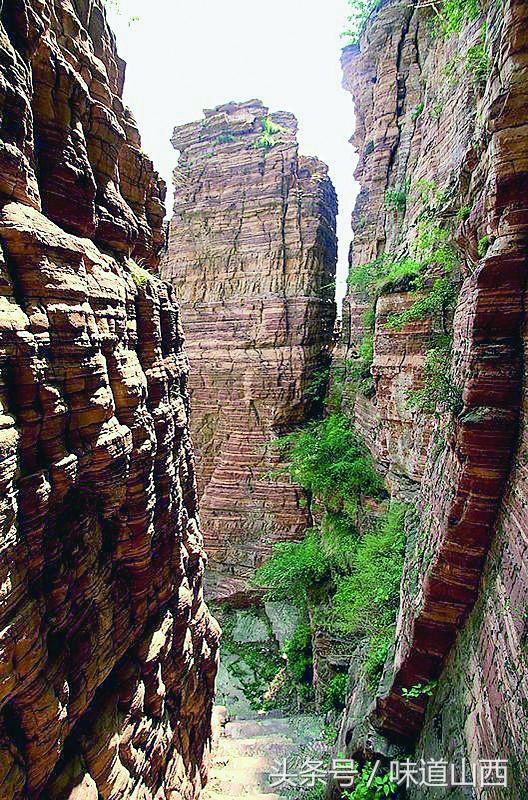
[336,0,528,790]
[0,2,219,798]
[162,100,337,600]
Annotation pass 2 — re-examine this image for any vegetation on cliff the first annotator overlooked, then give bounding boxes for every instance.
[255,413,409,699]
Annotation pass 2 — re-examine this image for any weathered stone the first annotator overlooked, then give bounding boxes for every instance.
[0,1,219,798]
[337,0,528,780]
[162,100,337,600]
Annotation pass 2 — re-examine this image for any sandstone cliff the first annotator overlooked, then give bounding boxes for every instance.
[162,100,337,600]
[336,0,528,792]
[0,2,219,798]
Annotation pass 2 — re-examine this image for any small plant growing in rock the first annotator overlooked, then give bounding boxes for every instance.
[343,764,398,799]
[456,205,471,221]
[410,101,425,121]
[252,115,288,149]
[430,101,444,120]
[401,680,438,699]
[341,0,379,45]
[215,132,235,144]
[477,234,491,257]
[129,261,153,287]
[407,340,463,416]
[465,24,490,87]
[384,186,408,212]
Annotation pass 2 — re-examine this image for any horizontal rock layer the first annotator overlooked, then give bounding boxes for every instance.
[338,0,528,783]
[0,1,219,798]
[162,100,337,600]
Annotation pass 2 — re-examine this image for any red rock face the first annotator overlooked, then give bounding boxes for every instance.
[0,2,219,798]
[162,100,337,600]
[339,0,528,773]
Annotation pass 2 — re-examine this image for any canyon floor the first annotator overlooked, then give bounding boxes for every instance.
[204,707,327,800]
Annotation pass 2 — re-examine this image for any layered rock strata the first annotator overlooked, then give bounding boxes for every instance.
[162,100,337,599]
[336,0,528,790]
[0,2,219,798]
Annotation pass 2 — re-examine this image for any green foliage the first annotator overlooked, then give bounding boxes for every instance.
[129,263,152,287]
[384,186,408,212]
[254,529,330,606]
[432,0,481,38]
[341,0,379,45]
[383,219,459,330]
[386,275,457,331]
[253,115,288,149]
[430,101,444,120]
[215,132,235,144]
[347,254,421,296]
[410,101,424,121]
[329,503,408,686]
[306,367,331,405]
[273,413,385,512]
[407,340,463,415]
[284,622,314,695]
[465,24,490,87]
[401,680,438,699]
[303,788,327,800]
[477,234,491,257]
[346,311,376,398]
[343,764,398,799]
[321,672,349,712]
[456,205,471,221]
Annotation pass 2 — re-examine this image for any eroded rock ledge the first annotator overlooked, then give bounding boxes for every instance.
[162,100,337,601]
[337,0,528,789]
[0,2,219,798]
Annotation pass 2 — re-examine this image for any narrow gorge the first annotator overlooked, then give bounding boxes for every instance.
[0,0,527,799]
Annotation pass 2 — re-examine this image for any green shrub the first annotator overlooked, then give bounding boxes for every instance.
[386,275,457,331]
[215,132,235,144]
[329,503,408,686]
[465,24,490,86]
[348,254,421,296]
[456,205,471,221]
[477,234,491,257]
[401,680,437,699]
[284,621,314,689]
[410,101,424,121]
[343,764,398,799]
[129,262,152,287]
[274,413,385,511]
[341,0,379,45]
[306,367,331,405]
[253,115,288,149]
[384,186,407,212]
[432,0,481,38]
[254,529,330,606]
[407,341,463,415]
[322,672,349,712]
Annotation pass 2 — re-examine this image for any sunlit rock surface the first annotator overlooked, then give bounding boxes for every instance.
[162,100,337,600]
[0,1,219,797]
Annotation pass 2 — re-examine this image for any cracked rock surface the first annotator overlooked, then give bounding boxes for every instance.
[0,2,219,798]
[162,100,338,601]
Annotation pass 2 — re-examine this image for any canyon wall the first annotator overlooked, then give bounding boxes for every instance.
[337,0,528,793]
[0,1,219,798]
[162,100,337,601]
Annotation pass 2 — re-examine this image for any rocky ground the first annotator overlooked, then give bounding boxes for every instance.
[204,707,327,800]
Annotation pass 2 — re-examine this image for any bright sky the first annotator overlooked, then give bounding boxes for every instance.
[107,0,358,310]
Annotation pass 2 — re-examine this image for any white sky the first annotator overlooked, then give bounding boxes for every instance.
[107,0,358,310]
